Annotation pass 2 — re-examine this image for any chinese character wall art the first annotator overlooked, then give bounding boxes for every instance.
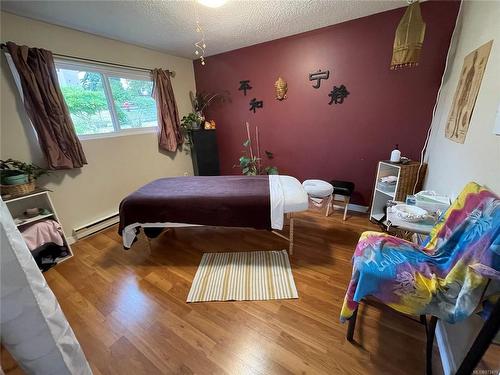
[445,40,493,144]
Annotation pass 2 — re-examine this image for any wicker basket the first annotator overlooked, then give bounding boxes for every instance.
[394,162,427,201]
[0,180,36,197]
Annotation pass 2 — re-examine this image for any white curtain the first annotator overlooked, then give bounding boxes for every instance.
[0,197,92,374]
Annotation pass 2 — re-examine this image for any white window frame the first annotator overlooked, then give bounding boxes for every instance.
[55,58,158,141]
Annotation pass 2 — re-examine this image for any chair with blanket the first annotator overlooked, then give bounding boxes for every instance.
[340,182,500,374]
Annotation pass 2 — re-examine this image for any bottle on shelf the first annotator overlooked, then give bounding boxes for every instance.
[390,144,401,163]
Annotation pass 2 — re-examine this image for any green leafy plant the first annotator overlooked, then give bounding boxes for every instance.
[60,86,108,122]
[60,73,157,134]
[190,91,230,114]
[179,91,229,154]
[236,124,278,176]
[181,112,204,131]
[180,112,205,150]
[238,144,278,176]
[263,151,279,175]
[0,159,48,181]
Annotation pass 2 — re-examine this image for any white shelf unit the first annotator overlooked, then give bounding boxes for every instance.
[4,190,73,265]
[15,212,55,227]
[375,187,395,198]
[369,161,426,224]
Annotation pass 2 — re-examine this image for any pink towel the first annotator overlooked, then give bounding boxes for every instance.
[20,220,64,251]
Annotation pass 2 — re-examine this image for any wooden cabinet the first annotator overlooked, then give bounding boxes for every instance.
[191,129,220,176]
[370,161,427,223]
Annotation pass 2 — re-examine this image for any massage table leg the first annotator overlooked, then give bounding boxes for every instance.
[271,213,295,255]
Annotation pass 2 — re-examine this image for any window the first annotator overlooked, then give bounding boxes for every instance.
[55,60,157,138]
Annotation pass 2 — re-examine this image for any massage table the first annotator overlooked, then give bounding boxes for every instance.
[119,175,308,254]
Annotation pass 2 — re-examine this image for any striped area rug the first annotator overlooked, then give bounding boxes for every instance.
[187,250,298,302]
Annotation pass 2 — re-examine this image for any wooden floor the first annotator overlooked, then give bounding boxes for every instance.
[2,208,498,374]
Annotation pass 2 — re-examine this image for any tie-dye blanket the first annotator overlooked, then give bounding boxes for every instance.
[340,182,500,323]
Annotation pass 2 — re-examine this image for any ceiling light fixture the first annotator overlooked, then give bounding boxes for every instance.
[197,0,226,8]
[194,19,206,66]
[192,0,210,66]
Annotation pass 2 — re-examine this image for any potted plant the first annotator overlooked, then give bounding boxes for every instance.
[238,143,279,176]
[236,123,279,176]
[1,168,28,185]
[180,91,229,153]
[181,112,204,131]
[180,112,204,151]
[1,159,48,195]
[189,91,229,118]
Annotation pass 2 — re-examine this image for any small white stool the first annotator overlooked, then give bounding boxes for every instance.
[302,179,334,216]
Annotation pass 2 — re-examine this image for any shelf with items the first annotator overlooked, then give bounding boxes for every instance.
[4,190,73,269]
[369,161,427,224]
[375,187,395,198]
[15,212,55,227]
[2,188,49,202]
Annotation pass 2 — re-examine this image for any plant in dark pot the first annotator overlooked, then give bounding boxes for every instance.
[1,159,48,196]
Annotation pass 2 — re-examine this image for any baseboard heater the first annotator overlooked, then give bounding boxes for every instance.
[73,212,119,240]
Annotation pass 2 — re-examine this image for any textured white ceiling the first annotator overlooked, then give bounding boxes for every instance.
[1,0,409,59]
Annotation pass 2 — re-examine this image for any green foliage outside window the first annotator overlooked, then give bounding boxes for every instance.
[59,70,157,135]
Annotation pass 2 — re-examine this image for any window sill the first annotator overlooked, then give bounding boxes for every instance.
[78,127,157,141]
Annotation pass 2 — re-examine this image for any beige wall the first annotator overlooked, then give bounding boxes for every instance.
[0,12,195,237]
[423,1,500,373]
[425,1,500,198]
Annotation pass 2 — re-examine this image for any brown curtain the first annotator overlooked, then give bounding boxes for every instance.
[6,42,87,169]
[152,68,183,152]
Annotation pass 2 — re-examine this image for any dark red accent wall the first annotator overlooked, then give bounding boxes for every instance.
[194,1,460,206]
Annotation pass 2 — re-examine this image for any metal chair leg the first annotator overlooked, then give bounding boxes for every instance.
[426,316,438,375]
[347,307,358,342]
[456,298,500,375]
